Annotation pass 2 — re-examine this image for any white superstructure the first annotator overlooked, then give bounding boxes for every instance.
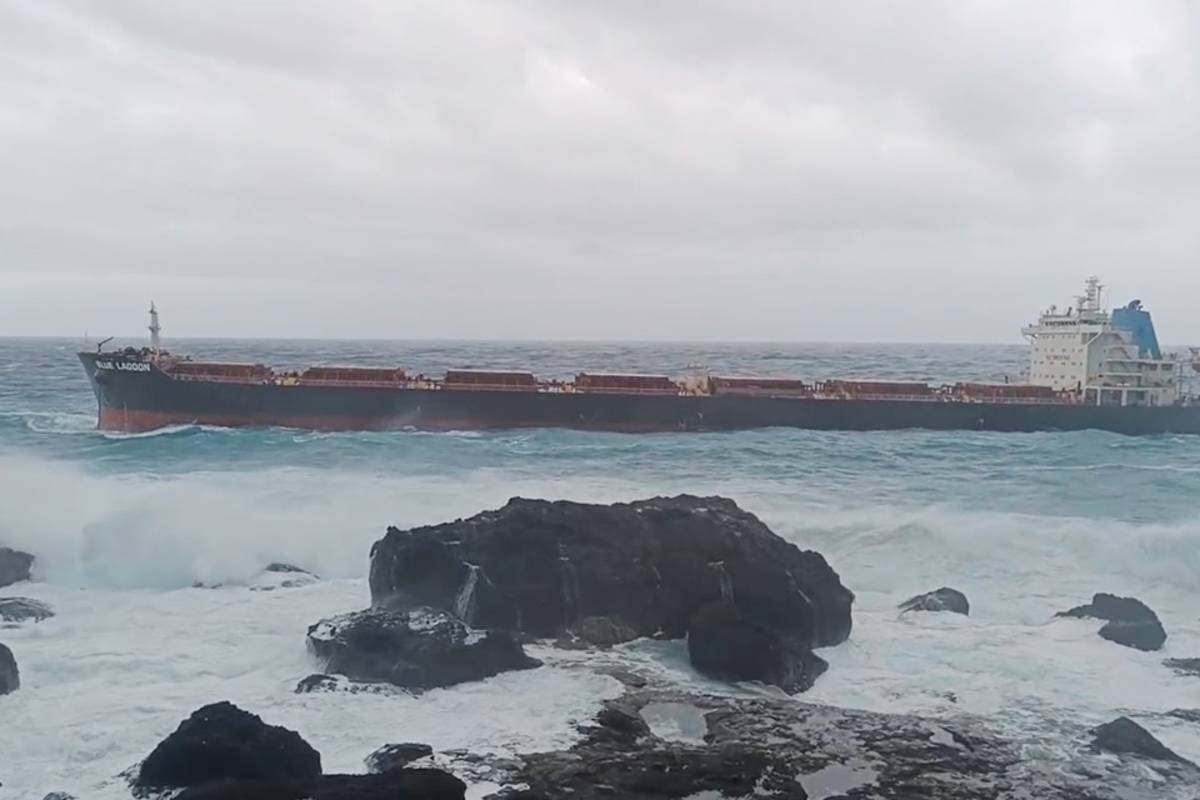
[1022,277,1178,407]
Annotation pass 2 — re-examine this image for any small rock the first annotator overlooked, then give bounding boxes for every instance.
[0,597,54,624]
[264,562,316,575]
[595,665,649,688]
[251,563,320,592]
[1099,619,1167,652]
[1058,593,1157,623]
[136,701,322,789]
[561,615,640,649]
[595,700,652,742]
[1057,594,1166,652]
[293,673,400,695]
[1164,657,1200,677]
[898,587,969,615]
[366,742,435,773]
[306,606,540,691]
[0,547,34,588]
[1090,717,1193,765]
[0,642,18,695]
[687,601,827,694]
[42,794,76,800]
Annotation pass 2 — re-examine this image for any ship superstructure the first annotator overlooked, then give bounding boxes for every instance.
[77,279,1200,435]
[1022,276,1178,407]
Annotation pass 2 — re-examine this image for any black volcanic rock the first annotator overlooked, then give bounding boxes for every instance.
[1164,658,1200,677]
[899,587,970,615]
[0,547,33,588]
[1090,717,1194,765]
[365,742,435,773]
[687,601,828,693]
[171,770,466,800]
[0,597,54,624]
[136,701,322,789]
[0,642,17,695]
[1100,620,1167,651]
[369,495,853,646]
[559,615,640,649]
[1057,593,1166,651]
[508,689,1171,799]
[306,606,540,691]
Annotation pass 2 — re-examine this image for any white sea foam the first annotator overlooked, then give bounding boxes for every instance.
[0,444,1198,796]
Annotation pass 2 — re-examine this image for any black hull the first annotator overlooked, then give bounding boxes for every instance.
[79,353,1200,435]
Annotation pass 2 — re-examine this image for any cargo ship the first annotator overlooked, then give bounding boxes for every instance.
[79,278,1200,435]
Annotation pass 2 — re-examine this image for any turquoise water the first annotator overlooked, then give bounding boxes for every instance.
[1,337,1198,797]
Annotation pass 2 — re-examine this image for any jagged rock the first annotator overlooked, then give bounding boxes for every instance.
[171,769,466,800]
[511,689,1189,799]
[1100,619,1167,651]
[0,597,54,624]
[293,673,406,696]
[595,665,649,688]
[369,495,853,648]
[1057,593,1167,651]
[251,563,321,592]
[265,562,314,574]
[594,700,652,742]
[1090,717,1194,765]
[365,742,434,773]
[687,601,828,693]
[1165,658,1200,677]
[558,615,640,649]
[0,547,33,588]
[135,701,322,789]
[306,606,540,690]
[899,587,970,615]
[0,642,17,695]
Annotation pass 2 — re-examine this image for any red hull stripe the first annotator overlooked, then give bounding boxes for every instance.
[96,407,690,434]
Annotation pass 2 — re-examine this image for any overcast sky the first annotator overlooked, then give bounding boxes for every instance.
[1,1,1197,342]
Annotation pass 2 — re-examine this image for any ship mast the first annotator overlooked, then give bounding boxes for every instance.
[149,302,162,352]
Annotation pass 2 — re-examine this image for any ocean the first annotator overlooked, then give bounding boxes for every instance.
[1,337,1198,798]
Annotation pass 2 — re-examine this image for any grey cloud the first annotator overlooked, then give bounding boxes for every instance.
[0,0,1196,342]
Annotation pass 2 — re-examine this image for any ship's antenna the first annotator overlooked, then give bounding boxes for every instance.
[149,302,162,352]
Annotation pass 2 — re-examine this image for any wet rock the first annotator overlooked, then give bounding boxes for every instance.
[251,563,320,592]
[1057,593,1167,651]
[687,600,828,693]
[0,597,54,624]
[265,562,314,574]
[899,587,970,615]
[594,699,652,742]
[0,642,17,695]
[171,769,466,800]
[135,701,322,789]
[369,495,853,650]
[1100,619,1167,651]
[1090,717,1194,765]
[595,665,649,688]
[557,615,639,649]
[511,689,1182,799]
[306,606,540,691]
[365,742,435,773]
[0,547,33,588]
[293,673,405,696]
[1164,657,1200,677]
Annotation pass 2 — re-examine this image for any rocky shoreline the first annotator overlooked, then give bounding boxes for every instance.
[4,495,1199,798]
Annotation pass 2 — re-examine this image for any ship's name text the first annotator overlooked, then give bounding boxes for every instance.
[96,361,151,372]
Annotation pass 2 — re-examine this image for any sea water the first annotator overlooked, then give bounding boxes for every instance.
[1,338,1198,797]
